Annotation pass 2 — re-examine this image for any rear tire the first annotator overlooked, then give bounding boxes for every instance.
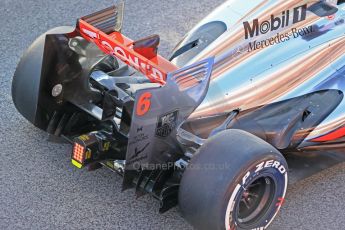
[179,129,288,230]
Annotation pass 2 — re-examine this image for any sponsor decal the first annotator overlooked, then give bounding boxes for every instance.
[247,25,314,52]
[128,125,150,165]
[241,160,286,188]
[243,4,307,39]
[130,142,150,160]
[137,126,143,133]
[255,160,287,174]
[128,132,149,146]
[128,125,148,146]
[80,26,165,83]
[155,110,179,138]
[240,4,320,52]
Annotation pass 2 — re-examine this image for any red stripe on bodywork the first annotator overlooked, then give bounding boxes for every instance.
[311,126,345,142]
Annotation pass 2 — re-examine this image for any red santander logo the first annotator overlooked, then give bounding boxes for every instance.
[80,27,165,84]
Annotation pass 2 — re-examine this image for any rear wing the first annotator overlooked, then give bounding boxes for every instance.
[77,6,178,84]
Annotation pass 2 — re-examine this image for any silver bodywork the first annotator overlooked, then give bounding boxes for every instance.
[173,0,345,147]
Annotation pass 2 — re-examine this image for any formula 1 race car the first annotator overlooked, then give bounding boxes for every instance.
[12,0,345,229]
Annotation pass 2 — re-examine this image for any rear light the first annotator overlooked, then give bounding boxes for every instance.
[73,143,85,163]
[72,142,87,168]
[71,132,112,169]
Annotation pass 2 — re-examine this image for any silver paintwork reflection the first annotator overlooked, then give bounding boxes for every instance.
[174,0,345,144]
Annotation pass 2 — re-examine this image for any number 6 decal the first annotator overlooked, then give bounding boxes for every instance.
[136,92,152,116]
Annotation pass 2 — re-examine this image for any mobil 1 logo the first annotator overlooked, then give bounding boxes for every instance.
[244,4,307,39]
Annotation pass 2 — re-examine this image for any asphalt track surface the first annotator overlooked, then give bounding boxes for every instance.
[1,0,345,229]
